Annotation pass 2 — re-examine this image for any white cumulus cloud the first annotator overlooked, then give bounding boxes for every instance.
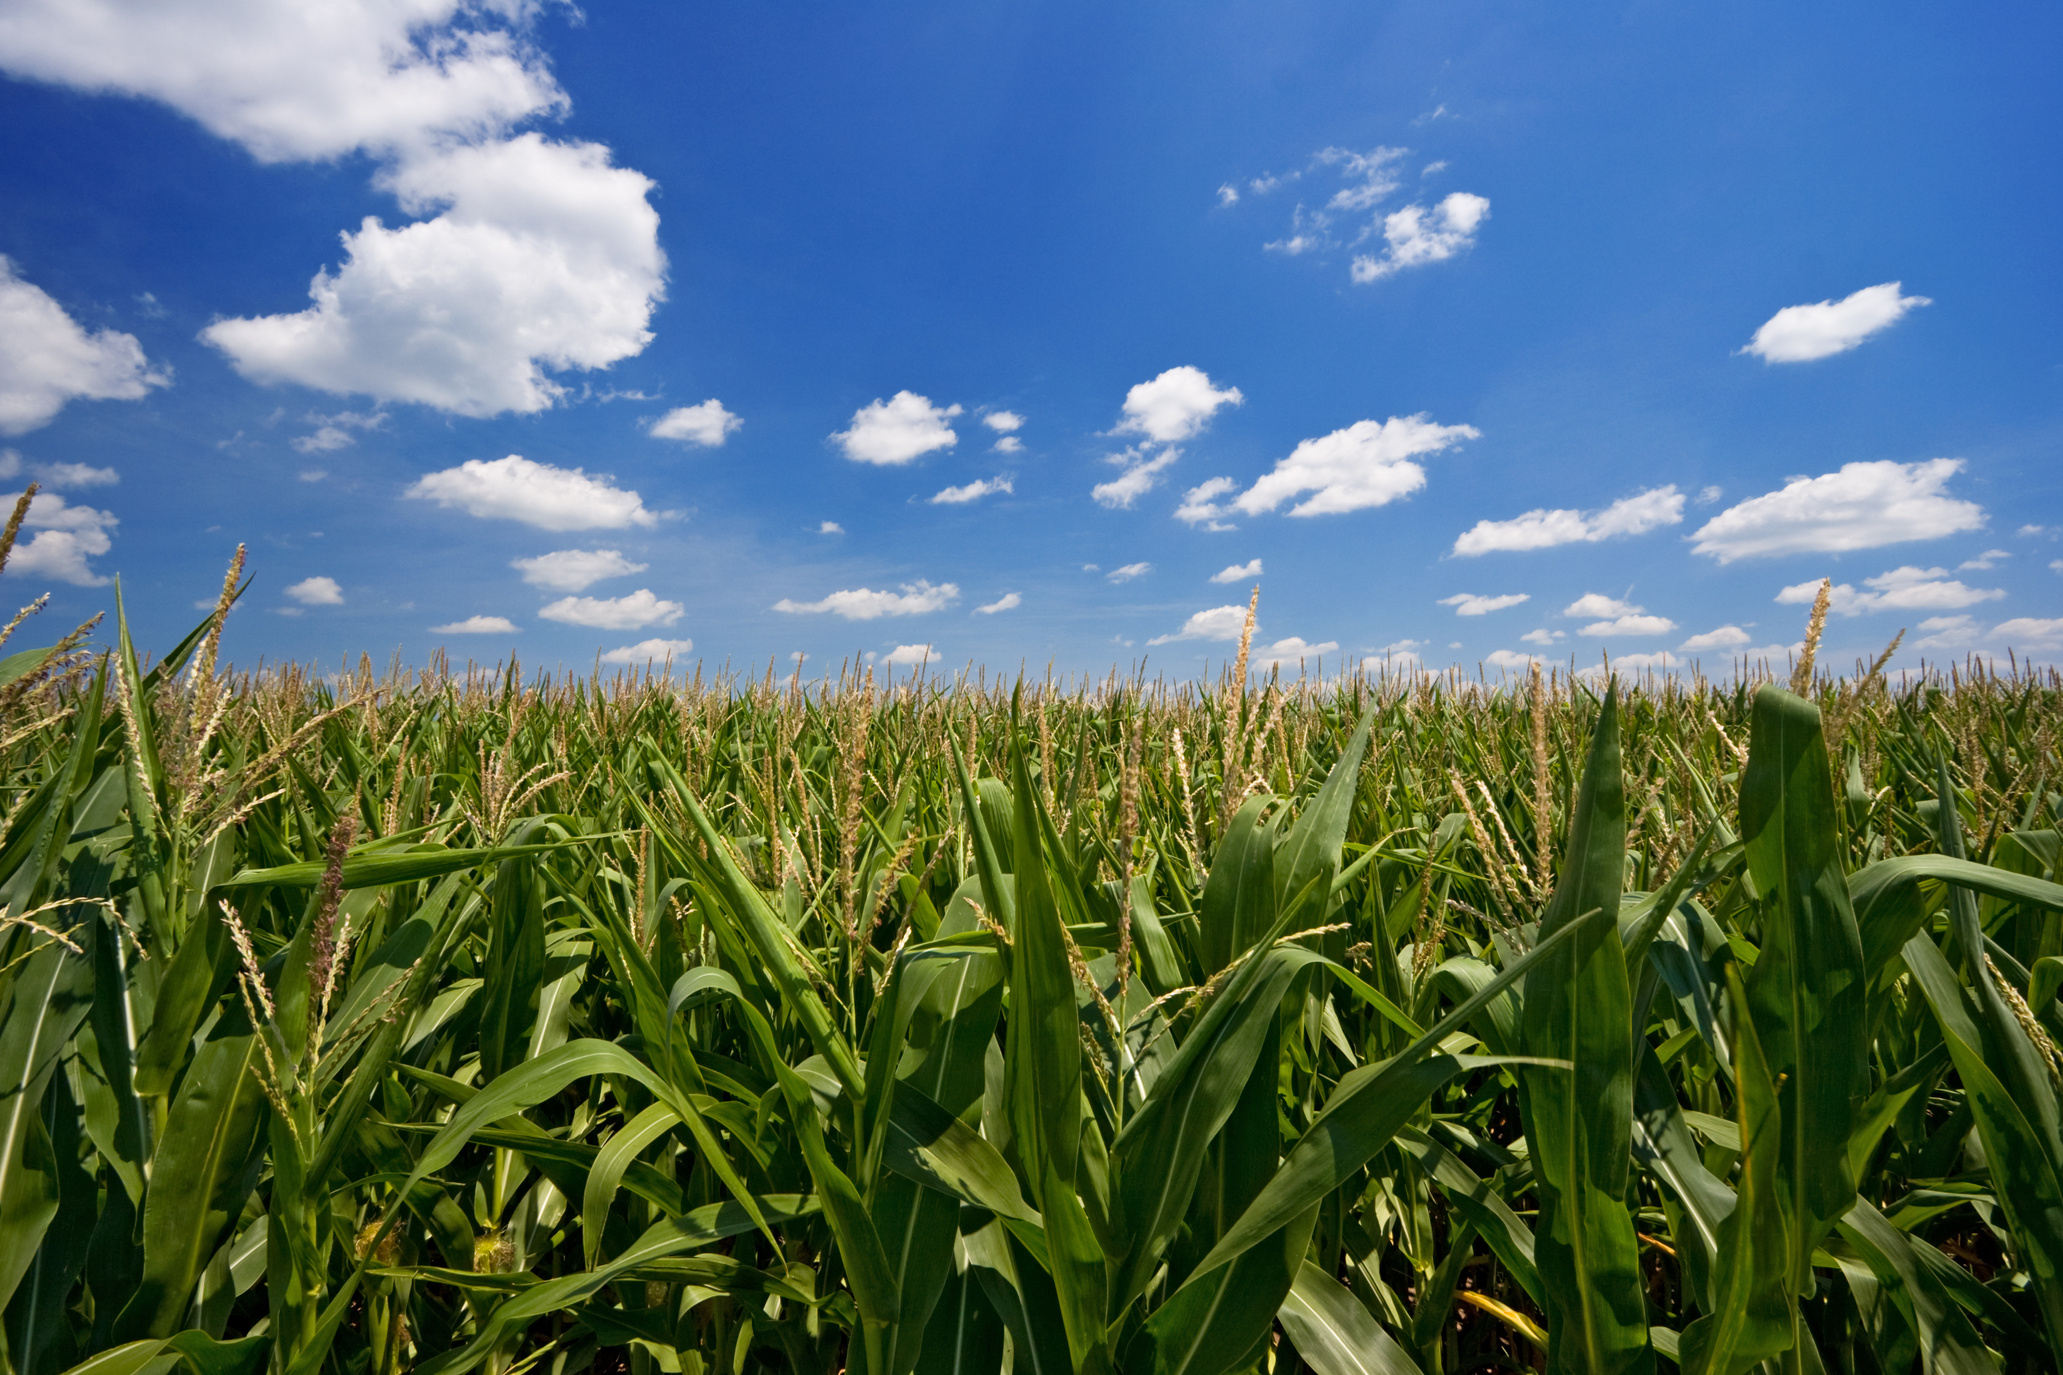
[1484,649,1543,670]
[1521,628,1567,646]
[1211,558,1263,584]
[285,575,343,606]
[649,400,740,447]
[975,592,1021,614]
[1351,193,1490,283]
[1113,366,1242,443]
[1579,614,1676,638]
[600,637,694,664]
[0,256,169,435]
[1775,566,2005,616]
[772,581,958,620]
[983,410,1024,433]
[204,135,664,416]
[1740,283,1930,364]
[1690,459,1984,562]
[431,615,517,635]
[1959,550,2010,571]
[1148,605,1250,644]
[1,4,663,421]
[930,476,1013,505]
[1440,592,1529,616]
[1235,415,1478,518]
[819,521,844,535]
[1452,486,1684,556]
[832,391,961,465]
[407,455,656,531]
[5,490,118,585]
[538,588,683,629]
[0,0,566,164]
[1680,625,1753,652]
[1106,562,1152,584]
[1563,593,1674,637]
[1564,593,1639,619]
[511,548,647,593]
[883,644,937,667]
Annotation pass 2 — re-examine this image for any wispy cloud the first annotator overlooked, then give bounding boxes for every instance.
[1440,592,1528,616]
[930,476,1013,505]
[975,592,1021,614]
[1211,558,1262,584]
[1106,562,1152,584]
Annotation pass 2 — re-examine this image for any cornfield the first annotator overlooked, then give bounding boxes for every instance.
[1,539,2061,1375]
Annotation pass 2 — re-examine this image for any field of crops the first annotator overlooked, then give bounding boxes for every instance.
[2,539,2062,1375]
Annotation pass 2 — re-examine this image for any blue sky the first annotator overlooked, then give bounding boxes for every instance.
[1,0,2058,680]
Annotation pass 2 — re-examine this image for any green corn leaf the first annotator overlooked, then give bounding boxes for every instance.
[1853,855,2063,991]
[1903,931,2063,1362]
[410,1198,820,1375]
[1394,1125,1542,1306]
[132,893,232,1098]
[6,1065,95,1375]
[1276,1260,1422,1375]
[1271,705,1374,929]
[1630,1047,1734,1313]
[1111,943,1326,1310]
[876,1174,964,1375]
[1128,1203,1319,1375]
[1197,796,1281,976]
[52,1331,266,1375]
[1188,905,1604,1280]
[883,1080,1041,1229]
[1040,1160,1110,1375]
[656,755,864,1101]
[1518,685,1653,1375]
[582,1103,682,1266]
[1835,1201,1996,1375]
[0,925,97,1318]
[912,1251,1006,1375]
[1678,965,1796,1375]
[1738,685,1868,1295]
[964,1215,1072,1375]
[218,839,582,890]
[111,1004,268,1341]
[1002,719,1081,1207]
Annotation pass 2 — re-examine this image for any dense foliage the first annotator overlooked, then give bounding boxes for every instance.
[1,552,2060,1375]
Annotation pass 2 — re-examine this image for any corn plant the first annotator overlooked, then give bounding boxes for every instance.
[0,541,2059,1375]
